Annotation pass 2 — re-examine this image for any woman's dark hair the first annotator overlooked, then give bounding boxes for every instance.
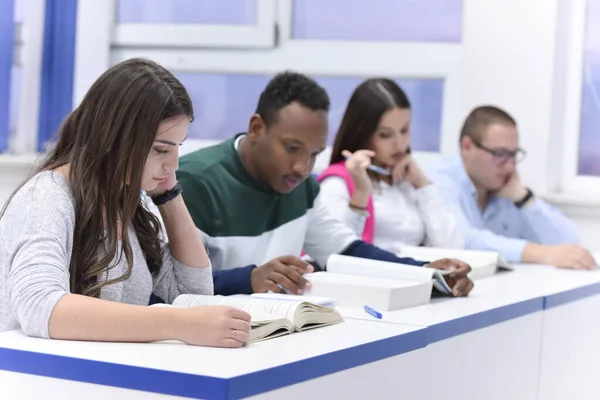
[330,78,410,165]
[4,58,193,298]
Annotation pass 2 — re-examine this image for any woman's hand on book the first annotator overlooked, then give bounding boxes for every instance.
[251,256,314,295]
[175,306,252,348]
[427,258,475,297]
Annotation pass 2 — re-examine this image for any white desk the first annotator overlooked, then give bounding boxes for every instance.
[338,264,600,400]
[2,265,600,399]
[336,267,547,400]
[516,265,600,400]
[0,319,426,400]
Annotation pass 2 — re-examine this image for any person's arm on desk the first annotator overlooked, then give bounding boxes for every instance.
[48,295,251,347]
[304,196,474,297]
[213,257,315,295]
[7,201,251,348]
[448,206,595,269]
[340,240,474,297]
[495,172,580,244]
[10,244,251,347]
[495,173,595,270]
[521,243,595,270]
[439,179,594,269]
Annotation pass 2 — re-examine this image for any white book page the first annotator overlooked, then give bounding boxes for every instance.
[326,254,435,283]
[305,272,428,288]
[250,292,336,308]
[398,246,500,268]
[593,253,600,268]
[172,295,300,322]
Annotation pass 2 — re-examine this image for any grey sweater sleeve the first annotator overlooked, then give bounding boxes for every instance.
[4,175,75,338]
[141,194,214,303]
[151,244,214,303]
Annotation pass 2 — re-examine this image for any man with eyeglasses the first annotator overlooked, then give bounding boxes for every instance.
[429,105,595,270]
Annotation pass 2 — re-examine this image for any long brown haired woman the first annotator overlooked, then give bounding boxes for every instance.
[317,78,464,253]
[0,58,251,348]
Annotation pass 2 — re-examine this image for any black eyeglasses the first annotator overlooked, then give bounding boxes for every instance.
[472,138,526,165]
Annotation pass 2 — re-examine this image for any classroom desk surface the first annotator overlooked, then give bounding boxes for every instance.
[2,264,600,399]
[337,264,600,324]
[0,319,425,399]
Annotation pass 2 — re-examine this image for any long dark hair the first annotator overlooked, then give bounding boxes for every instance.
[4,58,193,298]
[330,78,411,165]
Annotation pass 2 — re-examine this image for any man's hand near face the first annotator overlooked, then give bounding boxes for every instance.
[495,171,531,206]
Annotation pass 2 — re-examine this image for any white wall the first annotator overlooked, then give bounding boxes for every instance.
[459,0,560,192]
[3,0,599,250]
[0,156,38,206]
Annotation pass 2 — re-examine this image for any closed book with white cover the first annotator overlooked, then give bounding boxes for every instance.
[397,246,512,280]
[325,254,453,295]
[303,271,432,311]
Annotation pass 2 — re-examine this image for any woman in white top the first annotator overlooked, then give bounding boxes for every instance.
[0,58,251,347]
[317,78,464,254]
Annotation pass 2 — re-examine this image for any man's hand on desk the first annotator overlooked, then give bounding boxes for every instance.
[251,256,314,294]
[539,244,596,270]
[427,258,475,297]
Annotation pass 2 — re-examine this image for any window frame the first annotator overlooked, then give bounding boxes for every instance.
[1,0,16,152]
[86,0,461,172]
[112,0,276,49]
[558,0,600,194]
[7,0,46,155]
[289,0,464,43]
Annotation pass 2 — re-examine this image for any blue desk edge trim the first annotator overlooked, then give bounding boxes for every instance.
[0,328,426,400]
[426,297,544,344]
[544,281,600,309]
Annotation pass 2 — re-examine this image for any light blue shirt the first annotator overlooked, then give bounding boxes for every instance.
[427,157,580,262]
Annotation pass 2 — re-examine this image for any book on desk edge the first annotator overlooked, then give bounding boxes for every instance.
[302,254,453,312]
[154,294,344,343]
[326,254,453,295]
[397,246,513,280]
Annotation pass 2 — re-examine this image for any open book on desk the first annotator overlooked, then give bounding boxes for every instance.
[169,294,343,343]
[250,292,337,308]
[303,254,453,311]
[397,246,512,280]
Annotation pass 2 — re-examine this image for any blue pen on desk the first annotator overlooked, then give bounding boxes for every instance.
[344,156,390,176]
[364,305,382,319]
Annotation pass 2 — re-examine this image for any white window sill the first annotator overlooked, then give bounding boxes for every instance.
[0,154,598,215]
[542,192,600,217]
[0,153,41,168]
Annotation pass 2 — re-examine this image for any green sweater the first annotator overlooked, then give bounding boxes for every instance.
[177,134,357,294]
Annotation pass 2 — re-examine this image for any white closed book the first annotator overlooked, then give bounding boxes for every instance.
[325,254,453,295]
[397,246,513,280]
[303,271,432,311]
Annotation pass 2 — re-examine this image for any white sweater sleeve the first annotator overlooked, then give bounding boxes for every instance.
[414,184,465,249]
[303,193,360,267]
[317,176,368,237]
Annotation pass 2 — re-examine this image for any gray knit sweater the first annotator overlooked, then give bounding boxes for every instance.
[0,171,213,337]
